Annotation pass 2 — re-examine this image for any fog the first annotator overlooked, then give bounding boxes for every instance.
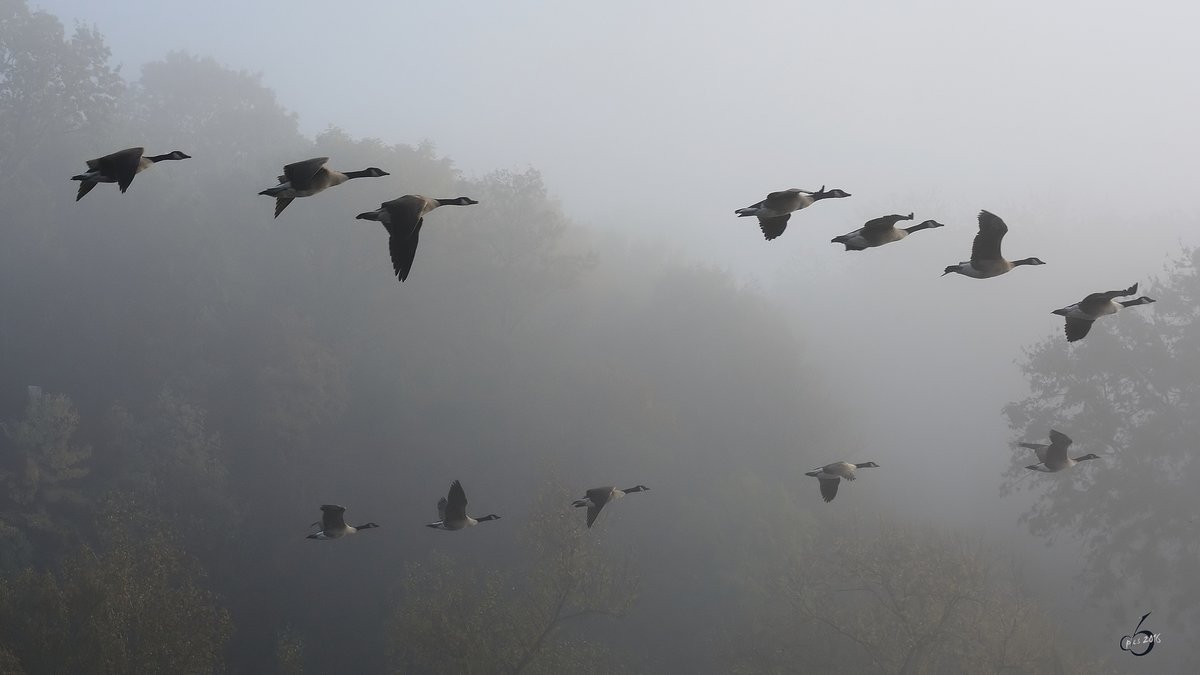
[2,1,1197,672]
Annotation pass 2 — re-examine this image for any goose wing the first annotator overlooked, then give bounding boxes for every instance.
[585,487,614,506]
[444,480,469,523]
[274,197,295,218]
[1078,283,1138,314]
[281,157,329,190]
[1018,442,1050,463]
[586,504,603,527]
[861,213,914,233]
[818,477,841,503]
[320,504,347,531]
[758,214,791,241]
[1045,430,1072,465]
[388,219,422,282]
[970,210,1008,262]
[765,188,805,204]
[381,196,429,240]
[824,462,856,479]
[90,147,144,193]
[436,497,447,522]
[1064,317,1095,342]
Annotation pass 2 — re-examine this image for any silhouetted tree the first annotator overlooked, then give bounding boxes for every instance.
[0,0,123,184]
[389,485,636,674]
[0,391,91,561]
[731,516,1113,674]
[1004,249,1200,657]
[0,498,231,674]
[101,389,235,557]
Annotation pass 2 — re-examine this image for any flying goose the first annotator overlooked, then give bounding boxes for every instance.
[1051,283,1156,342]
[426,480,500,530]
[735,186,851,241]
[306,504,379,539]
[71,147,191,201]
[1020,430,1100,472]
[941,210,1045,278]
[804,461,879,503]
[571,485,649,528]
[356,195,479,282]
[831,213,944,251]
[259,157,389,217]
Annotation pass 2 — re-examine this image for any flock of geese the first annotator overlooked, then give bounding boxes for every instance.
[731,186,1156,499]
[69,145,1154,524]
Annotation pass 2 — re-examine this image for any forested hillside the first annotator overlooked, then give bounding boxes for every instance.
[0,3,1120,673]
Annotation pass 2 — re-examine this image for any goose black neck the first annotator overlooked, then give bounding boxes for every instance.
[1119,297,1154,307]
[343,169,375,179]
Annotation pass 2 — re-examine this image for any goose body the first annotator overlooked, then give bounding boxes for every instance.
[356,195,478,282]
[831,213,944,251]
[71,147,191,200]
[306,504,379,540]
[942,210,1044,278]
[259,157,389,217]
[804,461,879,503]
[426,480,500,530]
[1051,283,1155,342]
[735,185,851,241]
[571,485,649,528]
[1020,430,1100,472]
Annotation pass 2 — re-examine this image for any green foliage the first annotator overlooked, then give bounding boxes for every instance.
[0,0,124,180]
[1004,249,1200,651]
[0,393,90,506]
[389,485,636,675]
[731,516,1114,674]
[0,393,91,561]
[103,389,235,550]
[275,626,306,675]
[0,520,32,573]
[0,498,231,674]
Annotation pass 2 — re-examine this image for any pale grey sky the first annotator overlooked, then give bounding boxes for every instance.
[37,0,1199,517]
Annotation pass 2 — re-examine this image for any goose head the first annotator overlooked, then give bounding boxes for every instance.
[444,197,479,206]
[1075,453,1101,461]
[1012,257,1047,267]
[476,514,501,522]
[854,461,880,469]
[361,167,389,177]
[154,150,191,161]
[356,522,380,530]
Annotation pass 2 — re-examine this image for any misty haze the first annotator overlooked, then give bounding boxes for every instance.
[1,1,1197,673]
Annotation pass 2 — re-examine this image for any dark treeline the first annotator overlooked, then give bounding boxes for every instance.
[1004,248,1200,669]
[0,2,1154,673]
